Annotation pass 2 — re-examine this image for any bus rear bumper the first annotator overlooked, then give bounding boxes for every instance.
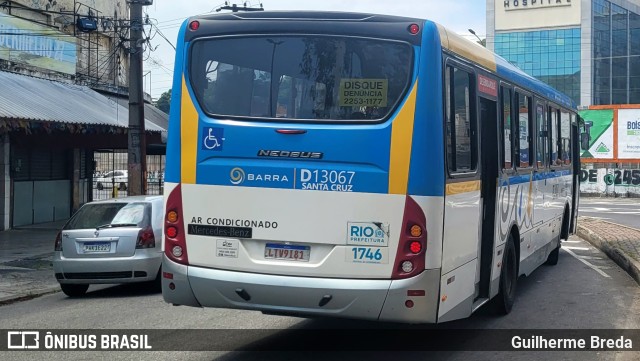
[162,257,440,323]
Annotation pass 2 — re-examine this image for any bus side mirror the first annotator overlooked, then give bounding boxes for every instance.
[580,133,590,150]
[580,120,593,150]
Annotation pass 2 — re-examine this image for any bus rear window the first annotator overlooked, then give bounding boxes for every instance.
[189,36,413,121]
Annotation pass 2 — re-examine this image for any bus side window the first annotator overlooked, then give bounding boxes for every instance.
[515,92,531,168]
[536,101,548,169]
[445,65,477,174]
[561,111,573,165]
[549,106,560,166]
[501,86,513,170]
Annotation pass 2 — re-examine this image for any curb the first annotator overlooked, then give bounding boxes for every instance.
[0,286,60,306]
[577,223,640,287]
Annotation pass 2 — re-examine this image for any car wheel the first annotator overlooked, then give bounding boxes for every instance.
[96,183,104,190]
[492,234,518,315]
[60,284,89,298]
[119,182,127,191]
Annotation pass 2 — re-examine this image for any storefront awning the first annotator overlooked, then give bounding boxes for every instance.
[0,71,166,132]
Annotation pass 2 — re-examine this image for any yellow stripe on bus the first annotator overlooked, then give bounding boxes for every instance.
[436,23,497,72]
[446,180,481,196]
[388,81,418,195]
[180,77,198,184]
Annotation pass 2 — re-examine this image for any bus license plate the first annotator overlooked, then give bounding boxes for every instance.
[264,243,310,262]
[83,242,111,253]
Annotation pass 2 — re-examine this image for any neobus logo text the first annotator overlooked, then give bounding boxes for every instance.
[258,150,323,159]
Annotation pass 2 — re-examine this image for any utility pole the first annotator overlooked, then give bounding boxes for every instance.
[128,0,151,195]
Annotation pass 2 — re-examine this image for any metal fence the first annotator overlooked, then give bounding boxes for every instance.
[92,150,165,201]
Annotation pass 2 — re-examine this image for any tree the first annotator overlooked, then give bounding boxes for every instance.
[156,89,171,114]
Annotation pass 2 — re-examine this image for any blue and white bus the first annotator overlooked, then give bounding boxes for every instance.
[161,11,583,323]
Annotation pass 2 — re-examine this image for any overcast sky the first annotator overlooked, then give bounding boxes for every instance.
[143,0,486,99]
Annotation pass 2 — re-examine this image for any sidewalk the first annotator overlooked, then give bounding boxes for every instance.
[0,221,65,304]
[577,216,640,286]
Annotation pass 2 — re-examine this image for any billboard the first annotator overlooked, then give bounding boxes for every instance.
[495,0,581,31]
[618,109,640,160]
[580,106,640,162]
[0,13,76,74]
[579,109,614,159]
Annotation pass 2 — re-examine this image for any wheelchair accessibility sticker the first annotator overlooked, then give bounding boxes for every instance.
[203,127,225,151]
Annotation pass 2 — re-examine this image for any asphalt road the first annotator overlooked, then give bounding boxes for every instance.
[1,236,639,361]
[579,197,640,229]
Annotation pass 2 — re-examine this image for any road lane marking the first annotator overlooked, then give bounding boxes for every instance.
[562,246,591,251]
[562,247,611,278]
[576,256,604,260]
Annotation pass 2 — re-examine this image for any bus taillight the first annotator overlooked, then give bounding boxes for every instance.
[165,184,189,265]
[392,196,426,280]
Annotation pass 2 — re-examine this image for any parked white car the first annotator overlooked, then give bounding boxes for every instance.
[95,170,128,191]
[53,196,163,297]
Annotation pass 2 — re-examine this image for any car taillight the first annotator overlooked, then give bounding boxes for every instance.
[136,227,156,249]
[392,196,427,280]
[54,231,62,251]
[164,184,188,265]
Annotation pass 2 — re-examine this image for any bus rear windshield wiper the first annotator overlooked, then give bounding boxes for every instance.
[96,223,139,230]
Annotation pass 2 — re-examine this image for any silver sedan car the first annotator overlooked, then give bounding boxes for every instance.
[53,196,163,297]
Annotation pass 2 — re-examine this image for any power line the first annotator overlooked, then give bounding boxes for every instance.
[151,24,176,50]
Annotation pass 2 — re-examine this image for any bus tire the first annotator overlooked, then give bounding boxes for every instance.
[547,210,568,266]
[545,243,560,266]
[493,235,518,315]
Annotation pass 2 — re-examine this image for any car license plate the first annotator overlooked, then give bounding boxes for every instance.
[264,243,310,262]
[83,242,111,253]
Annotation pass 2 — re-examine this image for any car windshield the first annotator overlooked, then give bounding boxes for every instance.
[190,35,413,122]
[64,202,149,230]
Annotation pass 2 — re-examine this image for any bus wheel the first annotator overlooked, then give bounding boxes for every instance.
[493,235,518,315]
[546,212,567,266]
[545,243,560,266]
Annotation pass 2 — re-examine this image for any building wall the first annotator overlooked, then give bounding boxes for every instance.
[496,0,581,31]
[0,0,129,86]
[494,28,581,103]
[488,0,640,107]
[580,165,640,197]
[592,0,640,105]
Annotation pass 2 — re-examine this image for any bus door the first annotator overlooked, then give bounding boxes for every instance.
[439,66,498,322]
[569,115,581,234]
[476,81,499,303]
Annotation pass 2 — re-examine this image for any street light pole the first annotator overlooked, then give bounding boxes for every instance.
[468,29,485,47]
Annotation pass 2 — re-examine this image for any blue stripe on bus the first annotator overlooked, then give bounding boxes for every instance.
[165,20,189,183]
[500,170,571,187]
[193,118,394,193]
[408,21,445,197]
